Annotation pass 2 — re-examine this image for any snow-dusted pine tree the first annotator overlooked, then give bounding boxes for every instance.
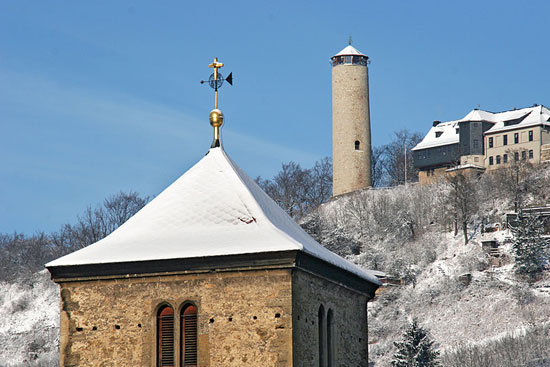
[510,213,548,279]
[391,318,440,367]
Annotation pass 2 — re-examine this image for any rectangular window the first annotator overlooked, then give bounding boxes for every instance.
[344,56,351,64]
[503,154,508,163]
[514,152,519,161]
[503,135,507,146]
[529,150,534,159]
[496,155,501,164]
[514,133,519,144]
[522,150,526,160]
[489,156,494,165]
[488,137,493,148]
[473,139,479,149]
[529,130,534,141]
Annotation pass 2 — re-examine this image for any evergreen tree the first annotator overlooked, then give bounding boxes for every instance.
[391,318,440,367]
[511,212,549,279]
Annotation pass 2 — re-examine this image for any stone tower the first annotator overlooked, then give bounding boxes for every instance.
[331,44,372,196]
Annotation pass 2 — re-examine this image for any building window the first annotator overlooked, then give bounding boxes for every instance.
[158,305,175,367]
[354,140,360,150]
[327,309,334,367]
[435,131,443,138]
[529,150,534,159]
[489,156,494,165]
[488,137,493,148]
[514,152,519,161]
[318,305,326,367]
[181,304,198,367]
[473,139,479,149]
[529,130,534,141]
[514,133,519,144]
[503,135,508,146]
[344,56,351,64]
[522,150,527,160]
[503,154,508,163]
[496,155,501,164]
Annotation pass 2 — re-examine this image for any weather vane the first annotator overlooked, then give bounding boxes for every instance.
[201,57,233,148]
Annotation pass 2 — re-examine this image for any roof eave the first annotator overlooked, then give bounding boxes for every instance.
[47,250,380,297]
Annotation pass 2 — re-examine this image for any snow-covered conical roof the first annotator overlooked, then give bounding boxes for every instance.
[333,45,367,57]
[46,147,379,285]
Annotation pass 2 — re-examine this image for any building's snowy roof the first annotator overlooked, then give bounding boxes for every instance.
[459,109,498,122]
[333,45,367,57]
[445,164,485,172]
[47,147,379,284]
[483,105,550,134]
[412,120,460,151]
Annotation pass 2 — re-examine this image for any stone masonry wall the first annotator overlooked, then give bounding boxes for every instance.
[332,64,371,196]
[291,269,369,367]
[57,268,293,367]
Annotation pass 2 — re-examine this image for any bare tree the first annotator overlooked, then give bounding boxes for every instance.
[445,172,478,244]
[492,152,534,210]
[69,191,148,248]
[383,130,423,186]
[371,145,387,187]
[256,158,332,219]
[307,157,332,208]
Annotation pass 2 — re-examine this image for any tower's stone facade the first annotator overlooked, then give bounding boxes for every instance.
[331,45,372,196]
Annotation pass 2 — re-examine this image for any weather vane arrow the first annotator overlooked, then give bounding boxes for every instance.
[200,57,233,109]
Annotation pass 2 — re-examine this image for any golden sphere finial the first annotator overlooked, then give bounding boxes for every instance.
[209,109,224,128]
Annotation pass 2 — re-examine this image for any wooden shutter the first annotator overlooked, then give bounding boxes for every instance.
[158,306,175,367]
[181,304,198,367]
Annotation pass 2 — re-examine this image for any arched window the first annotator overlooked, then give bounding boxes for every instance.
[157,305,174,367]
[327,309,334,367]
[318,305,326,367]
[181,304,198,367]
[355,140,360,150]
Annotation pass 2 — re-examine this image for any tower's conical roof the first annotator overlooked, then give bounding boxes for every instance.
[333,45,367,57]
[47,147,379,285]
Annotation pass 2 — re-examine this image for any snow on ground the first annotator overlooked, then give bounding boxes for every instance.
[0,270,59,367]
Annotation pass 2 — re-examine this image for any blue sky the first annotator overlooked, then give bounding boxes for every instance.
[1,0,549,234]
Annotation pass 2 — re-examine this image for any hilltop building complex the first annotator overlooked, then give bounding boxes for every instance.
[413,105,550,184]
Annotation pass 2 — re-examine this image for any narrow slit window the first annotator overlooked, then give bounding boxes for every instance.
[354,140,360,150]
[157,305,175,367]
[318,305,326,367]
[327,309,334,367]
[181,304,198,367]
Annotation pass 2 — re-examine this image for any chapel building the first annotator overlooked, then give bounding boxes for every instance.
[46,58,380,367]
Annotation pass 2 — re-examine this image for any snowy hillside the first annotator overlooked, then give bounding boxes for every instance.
[0,270,59,367]
[301,163,550,366]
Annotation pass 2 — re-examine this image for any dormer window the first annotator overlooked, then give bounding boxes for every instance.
[435,131,443,138]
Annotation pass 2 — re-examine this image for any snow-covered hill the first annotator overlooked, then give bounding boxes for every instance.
[300,164,550,366]
[0,270,59,367]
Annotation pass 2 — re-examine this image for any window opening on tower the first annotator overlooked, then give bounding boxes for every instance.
[355,140,360,150]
